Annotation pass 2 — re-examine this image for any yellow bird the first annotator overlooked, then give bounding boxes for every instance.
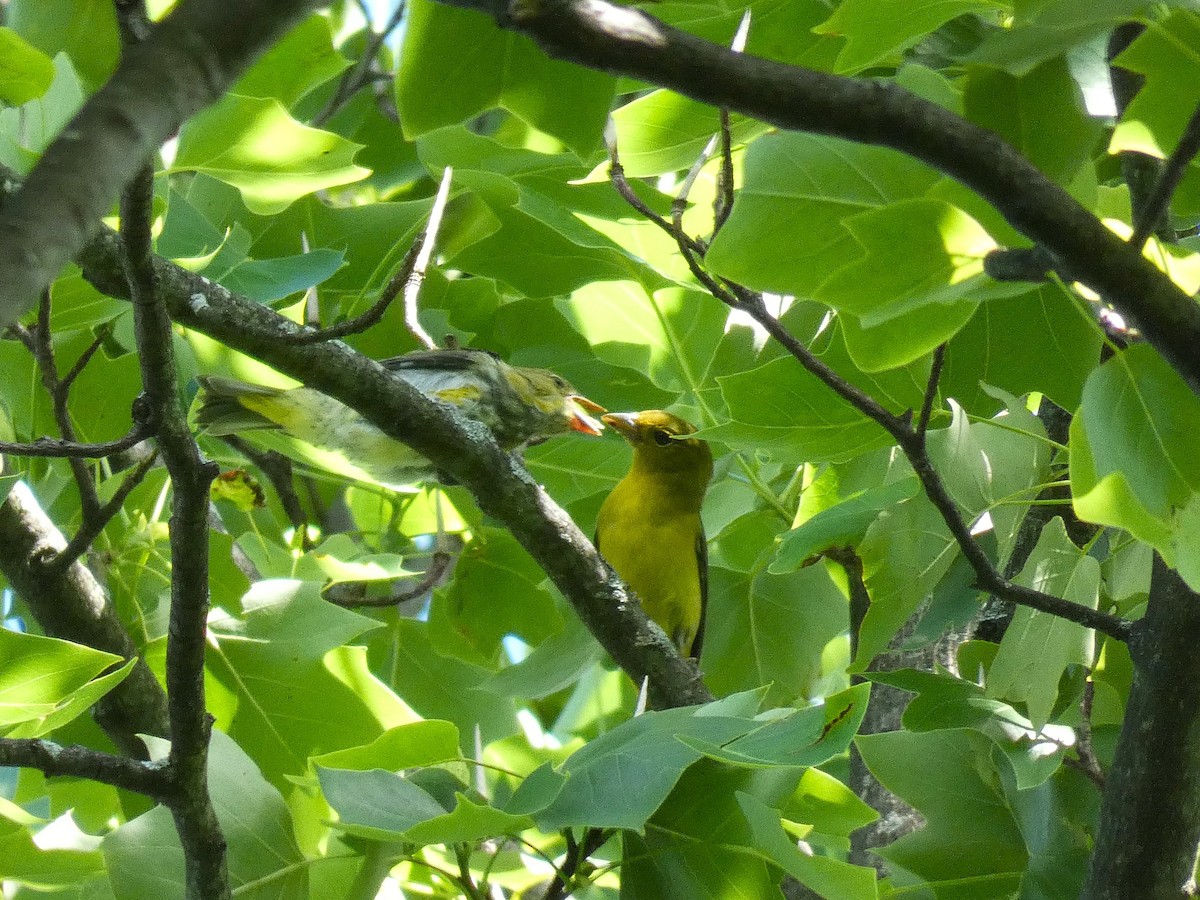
[193,348,605,488]
[595,410,713,658]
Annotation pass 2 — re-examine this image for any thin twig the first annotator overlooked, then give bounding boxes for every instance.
[1074,674,1106,788]
[541,828,612,900]
[403,166,453,350]
[13,298,103,519]
[1130,99,1200,250]
[916,343,946,441]
[42,450,159,577]
[313,0,408,127]
[712,11,748,238]
[279,235,424,344]
[0,737,170,799]
[0,424,152,458]
[327,550,453,608]
[60,322,115,394]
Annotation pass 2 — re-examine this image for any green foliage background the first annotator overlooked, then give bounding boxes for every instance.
[1,0,1197,897]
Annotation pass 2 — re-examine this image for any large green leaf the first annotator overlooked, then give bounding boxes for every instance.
[397,0,615,157]
[0,28,55,106]
[205,580,417,786]
[0,629,133,738]
[858,729,1027,893]
[172,94,370,214]
[1071,344,1200,560]
[987,519,1099,729]
[814,0,1006,73]
[103,731,308,900]
[706,134,940,297]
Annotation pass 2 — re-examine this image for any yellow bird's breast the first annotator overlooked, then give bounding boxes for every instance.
[596,478,704,655]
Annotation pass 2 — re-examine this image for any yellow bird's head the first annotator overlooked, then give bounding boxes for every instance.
[601,410,713,488]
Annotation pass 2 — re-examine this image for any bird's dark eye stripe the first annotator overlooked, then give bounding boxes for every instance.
[652,429,673,446]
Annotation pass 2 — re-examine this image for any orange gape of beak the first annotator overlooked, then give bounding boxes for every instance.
[567,395,606,436]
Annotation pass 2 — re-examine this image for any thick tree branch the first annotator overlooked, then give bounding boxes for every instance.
[0,0,327,327]
[1082,556,1200,898]
[0,482,171,756]
[122,166,228,900]
[78,227,712,710]
[0,738,170,799]
[472,0,1200,394]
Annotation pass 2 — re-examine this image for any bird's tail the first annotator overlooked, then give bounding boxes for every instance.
[192,376,284,435]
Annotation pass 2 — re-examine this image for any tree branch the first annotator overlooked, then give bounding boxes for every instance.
[0,738,170,799]
[0,0,329,327]
[479,0,1200,394]
[121,164,229,900]
[78,225,712,710]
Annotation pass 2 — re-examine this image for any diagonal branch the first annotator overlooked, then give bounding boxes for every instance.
[78,225,712,710]
[0,738,170,799]
[466,0,1200,394]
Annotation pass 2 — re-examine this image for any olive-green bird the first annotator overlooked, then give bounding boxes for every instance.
[595,410,713,658]
[193,349,605,488]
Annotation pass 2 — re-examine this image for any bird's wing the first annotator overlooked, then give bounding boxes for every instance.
[381,349,499,371]
[691,525,708,660]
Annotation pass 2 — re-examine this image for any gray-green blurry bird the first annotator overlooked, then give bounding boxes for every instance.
[193,349,605,487]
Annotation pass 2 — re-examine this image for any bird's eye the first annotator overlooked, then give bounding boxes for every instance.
[551,375,567,389]
[652,429,673,446]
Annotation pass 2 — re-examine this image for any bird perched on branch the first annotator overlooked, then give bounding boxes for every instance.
[595,410,713,659]
[193,349,605,488]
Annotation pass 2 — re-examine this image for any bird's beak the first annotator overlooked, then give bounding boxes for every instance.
[567,395,607,436]
[600,411,640,441]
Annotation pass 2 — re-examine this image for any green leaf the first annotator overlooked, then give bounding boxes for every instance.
[772,477,920,572]
[703,563,851,708]
[814,0,1006,73]
[397,0,615,157]
[319,767,532,845]
[431,527,563,660]
[926,393,1051,558]
[707,133,940,297]
[738,793,880,900]
[220,248,346,303]
[609,89,769,177]
[680,684,869,769]
[942,283,1103,414]
[966,0,1146,75]
[963,56,1103,185]
[986,519,1099,729]
[1071,344,1200,552]
[382,618,519,748]
[205,579,416,787]
[232,14,348,107]
[0,28,55,105]
[857,729,1027,891]
[0,816,104,889]
[0,630,130,737]
[712,311,928,464]
[0,54,84,173]
[172,94,370,214]
[7,0,118,89]
[536,706,755,831]
[782,767,879,837]
[854,493,958,670]
[1110,12,1200,159]
[103,731,308,900]
[311,720,461,772]
[815,199,997,328]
